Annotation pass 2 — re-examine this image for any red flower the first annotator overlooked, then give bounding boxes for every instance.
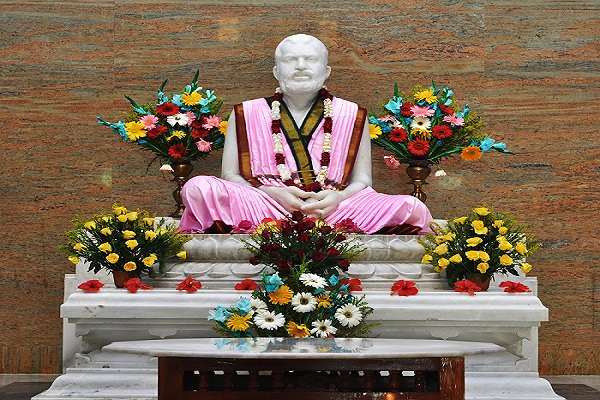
[176,276,202,293]
[453,280,481,296]
[321,152,331,166]
[341,278,362,292]
[147,125,168,139]
[388,127,408,142]
[439,105,454,115]
[334,233,347,242]
[124,278,152,293]
[312,251,326,262]
[249,256,260,265]
[401,102,413,117]
[272,119,281,133]
[298,232,310,242]
[338,259,350,270]
[234,279,259,291]
[334,218,362,233]
[327,247,340,257]
[168,144,187,160]
[190,120,204,130]
[275,153,285,165]
[156,102,180,116]
[323,118,333,132]
[391,280,419,296]
[78,279,104,293]
[407,139,431,157]
[499,281,531,293]
[432,125,453,140]
[231,220,254,233]
[319,225,333,234]
[191,128,209,140]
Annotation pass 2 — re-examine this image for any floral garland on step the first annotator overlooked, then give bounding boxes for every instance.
[271,87,334,192]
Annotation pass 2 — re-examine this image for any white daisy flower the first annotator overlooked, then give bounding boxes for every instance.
[310,319,337,338]
[253,310,285,331]
[250,298,268,313]
[335,304,363,328]
[291,292,317,313]
[166,113,189,127]
[299,273,327,289]
[410,117,431,131]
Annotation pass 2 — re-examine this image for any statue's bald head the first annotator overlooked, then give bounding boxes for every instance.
[274,34,329,64]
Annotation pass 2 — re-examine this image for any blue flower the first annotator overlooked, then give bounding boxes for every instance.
[328,275,339,286]
[263,273,283,293]
[115,121,128,142]
[235,297,252,315]
[157,90,169,104]
[208,306,231,322]
[171,94,183,107]
[479,137,508,153]
[384,97,403,116]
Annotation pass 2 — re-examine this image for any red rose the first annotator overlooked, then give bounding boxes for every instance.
[334,219,362,233]
[234,278,259,291]
[319,225,333,234]
[327,247,340,257]
[453,280,481,296]
[432,125,453,140]
[323,118,333,132]
[156,102,180,116]
[296,220,315,232]
[78,279,104,293]
[391,280,419,296]
[275,153,285,165]
[321,152,331,166]
[231,220,254,233]
[176,276,202,293]
[191,128,209,140]
[249,256,260,265]
[124,278,152,293]
[401,102,413,117]
[338,259,350,270]
[335,233,347,242]
[499,281,531,293]
[298,232,310,242]
[147,125,168,139]
[291,211,304,222]
[312,251,325,262]
[407,139,430,157]
[388,127,408,142]
[340,278,362,292]
[272,119,281,133]
[276,260,291,271]
[168,143,187,160]
[439,105,454,115]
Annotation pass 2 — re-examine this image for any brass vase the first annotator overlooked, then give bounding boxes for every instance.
[405,161,432,202]
[170,161,194,218]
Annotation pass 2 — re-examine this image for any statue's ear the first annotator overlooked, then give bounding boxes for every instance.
[273,65,279,81]
[325,65,332,80]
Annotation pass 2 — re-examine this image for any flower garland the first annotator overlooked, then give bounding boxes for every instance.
[270,87,334,192]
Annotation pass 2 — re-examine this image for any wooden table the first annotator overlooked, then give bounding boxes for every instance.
[103,337,503,400]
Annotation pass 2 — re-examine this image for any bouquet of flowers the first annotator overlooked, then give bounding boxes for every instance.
[63,204,190,281]
[369,82,510,165]
[419,206,540,288]
[96,70,226,165]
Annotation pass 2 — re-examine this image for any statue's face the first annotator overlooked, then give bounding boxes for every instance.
[274,40,331,96]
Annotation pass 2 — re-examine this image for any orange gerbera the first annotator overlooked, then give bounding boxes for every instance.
[286,321,310,338]
[268,285,293,305]
[461,146,482,161]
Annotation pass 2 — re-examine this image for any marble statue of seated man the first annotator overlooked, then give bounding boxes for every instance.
[179,34,433,234]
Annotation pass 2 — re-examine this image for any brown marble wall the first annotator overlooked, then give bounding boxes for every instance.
[0,1,598,374]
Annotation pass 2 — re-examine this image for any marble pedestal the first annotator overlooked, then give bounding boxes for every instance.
[35,231,563,400]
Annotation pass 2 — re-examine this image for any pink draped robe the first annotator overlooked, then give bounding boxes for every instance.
[180,97,433,234]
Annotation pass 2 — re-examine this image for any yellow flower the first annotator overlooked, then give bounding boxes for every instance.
[125,121,147,141]
[255,221,278,235]
[98,242,113,253]
[168,130,186,141]
[449,254,463,263]
[73,243,85,251]
[286,321,310,338]
[414,89,437,103]
[100,227,112,236]
[498,240,513,251]
[268,285,293,305]
[438,258,450,269]
[113,206,127,215]
[478,251,490,262]
[117,214,128,223]
[477,262,489,273]
[226,313,251,332]
[520,262,533,274]
[499,254,513,266]
[123,261,137,272]
[433,243,448,256]
[125,239,138,250]
[145,231,157,240]
[84,221,96,230]
[453,216,468,224]
[499,226,508,235]
[369,123,382,139]
[218,120,228,135]
[142,255,157,267]
[421,254,433,264]
[106,253,119,264]
[471,220,488,235]
[68,256,79,265]
[515,242,528,256]
[492,220,504,228]
[126,212,138,221]
[122,230,136,239]
[466,237,483,247]
[465,251,480,261]
[176,251,187,260]
[473,207,490,216]
[181,91,202,106]
[317,295,332,308]
[142,217,155,227]
[101,216,112,223]
[496,235,507,243]
[435,233,455,244]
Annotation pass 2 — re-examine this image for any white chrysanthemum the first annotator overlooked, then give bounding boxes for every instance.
[410,117,431,131]
[291,292,317,313]
[310,319,338,338]
[300,273,327,289]
[250,298,268,313]
[335,303,363,328]
[254,310,285,331]
[166,113,189,127]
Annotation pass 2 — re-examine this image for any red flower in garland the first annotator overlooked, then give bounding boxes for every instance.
[432,125,453,140]
[124,278,152,293]
[453,280,481,296]
[321,152,331,166]
[234,279,259,291]
[407,139,431,157]
[439,105,454,115]
[323,118,333,132]
[388,127,408,142]
[341,278,363,292]
[168,143,187,160]
[401,102,414,117]
[176,276,202,293]
[147,125,168,139]
[78,279,104,293]
[391,280,419,296]
[275,153,285,165]
[499,281,531,293]
[156,102,180,116]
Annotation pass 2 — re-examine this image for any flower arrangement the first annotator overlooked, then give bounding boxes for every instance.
[63,204,190,281]
[418,206,540,288]
[96,70,226,165]
[369,82,510,165]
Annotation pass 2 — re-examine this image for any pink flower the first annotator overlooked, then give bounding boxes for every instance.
[185,111,196,126]
[139,115,158,130]
[384,155,401,170]
[378,115,397,122]
[443,114,464,126]
[202,115,221,129]
[410,105,435,118]
[195,139,212,153]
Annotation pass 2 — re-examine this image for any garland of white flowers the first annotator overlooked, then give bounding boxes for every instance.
[271,87,333,191]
